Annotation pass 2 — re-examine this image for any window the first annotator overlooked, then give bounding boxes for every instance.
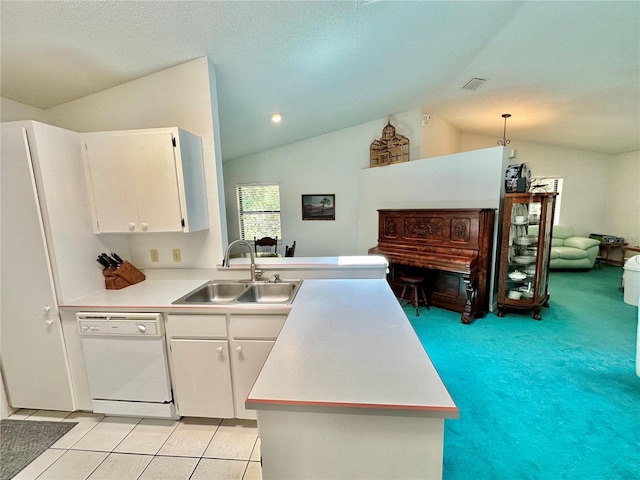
[530,177,563,225]
[236,184,281,240]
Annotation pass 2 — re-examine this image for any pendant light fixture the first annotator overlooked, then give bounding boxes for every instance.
[497,113,511,146]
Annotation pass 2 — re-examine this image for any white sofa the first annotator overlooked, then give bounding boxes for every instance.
[530,225,600,269]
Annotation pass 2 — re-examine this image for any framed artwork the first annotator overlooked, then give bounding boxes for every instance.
[302,194,335,220]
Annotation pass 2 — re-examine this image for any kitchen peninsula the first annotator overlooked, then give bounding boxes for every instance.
[60,260,457,479]
[246,279,458,480]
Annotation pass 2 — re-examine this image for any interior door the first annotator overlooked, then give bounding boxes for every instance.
[0,126,75,410]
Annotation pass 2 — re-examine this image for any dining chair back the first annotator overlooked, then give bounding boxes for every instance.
[254,236,278,256]
[285,241,296,257]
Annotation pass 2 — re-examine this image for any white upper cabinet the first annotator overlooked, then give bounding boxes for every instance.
[82,128,208,233]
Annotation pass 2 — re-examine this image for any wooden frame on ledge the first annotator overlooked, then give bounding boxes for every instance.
[302,194,335,220]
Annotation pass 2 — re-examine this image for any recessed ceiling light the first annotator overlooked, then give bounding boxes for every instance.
[270,113,282,124]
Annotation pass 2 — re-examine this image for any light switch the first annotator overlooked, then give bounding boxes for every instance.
[150,249,159,262]
[172,248,182,262]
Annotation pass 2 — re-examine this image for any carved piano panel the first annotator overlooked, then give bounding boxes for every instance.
[369,208,495,324]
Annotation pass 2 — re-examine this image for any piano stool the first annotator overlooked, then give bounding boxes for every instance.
[398,275,429,316]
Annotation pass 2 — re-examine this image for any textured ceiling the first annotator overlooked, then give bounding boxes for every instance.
[1,1,639,160]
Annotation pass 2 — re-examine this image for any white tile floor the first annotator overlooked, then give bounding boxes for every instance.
[7,409,262,480]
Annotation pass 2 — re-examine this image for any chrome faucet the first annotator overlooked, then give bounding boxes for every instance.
[223,239,258,282]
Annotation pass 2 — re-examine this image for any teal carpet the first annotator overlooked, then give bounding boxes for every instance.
[406,266,639,480]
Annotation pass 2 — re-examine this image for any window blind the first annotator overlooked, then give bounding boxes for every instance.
[237,184,282,240]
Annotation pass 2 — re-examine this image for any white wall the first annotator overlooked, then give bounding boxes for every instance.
[223,110,422,256]
[0,97,49,123]
[606,151,640,247]
[44,57,227,269]
[460,133,630,239]
[419,112,462,159]
[358,147,509,252]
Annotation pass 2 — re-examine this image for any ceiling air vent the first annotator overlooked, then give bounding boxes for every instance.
[462,77,489,91]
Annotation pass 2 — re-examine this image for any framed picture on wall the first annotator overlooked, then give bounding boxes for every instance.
[302,194,335,220]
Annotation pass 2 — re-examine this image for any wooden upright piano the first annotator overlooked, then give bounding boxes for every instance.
[368,208,496,324]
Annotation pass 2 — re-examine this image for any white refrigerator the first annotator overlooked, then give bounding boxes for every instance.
[1,121,108,411]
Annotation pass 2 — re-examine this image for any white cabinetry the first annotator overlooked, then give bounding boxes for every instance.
[165,312,286,419]
[230,315,286,420]
[82,128,208,233]
[1,121,105,411]
[165,314,234,418]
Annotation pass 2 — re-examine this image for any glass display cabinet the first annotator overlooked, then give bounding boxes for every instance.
[497,192,557,320]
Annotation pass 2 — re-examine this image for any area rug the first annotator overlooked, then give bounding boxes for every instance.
[0,419,77,480]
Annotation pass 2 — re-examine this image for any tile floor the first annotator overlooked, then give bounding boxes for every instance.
[7,409,262,480]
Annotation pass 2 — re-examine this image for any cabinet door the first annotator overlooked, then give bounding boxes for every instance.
[0,126,75,410]
[83,134,138,232]
[129,132,183,232]
[230,340,275,420]
[170,339,234,418]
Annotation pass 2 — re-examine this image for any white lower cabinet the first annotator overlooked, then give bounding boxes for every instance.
[166,314,234,418]
[169,339,234,418]
[166,313,286,419]
[229,314,287,420]
[230,340,276,419]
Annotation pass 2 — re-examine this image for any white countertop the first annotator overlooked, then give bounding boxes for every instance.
[61,279,208,309]
[227,255,388,269]
[247,279,459,418]
[60,278,292,314]
[61,271,457,419]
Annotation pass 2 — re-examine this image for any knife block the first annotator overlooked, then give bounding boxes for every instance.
[103,261,146,290]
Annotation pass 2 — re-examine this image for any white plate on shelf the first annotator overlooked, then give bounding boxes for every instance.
[514,236,534,246]
[513,256,536,265]
[508,271,527,281]
[513,220,528,226]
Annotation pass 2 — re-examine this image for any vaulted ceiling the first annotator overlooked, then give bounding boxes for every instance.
[2,1,638,160]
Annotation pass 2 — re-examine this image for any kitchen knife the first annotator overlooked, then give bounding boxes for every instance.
[96,256,111,269]
[100,253,118,268]
[111,253,124,265]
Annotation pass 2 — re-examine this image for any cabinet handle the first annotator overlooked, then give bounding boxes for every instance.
[235,346,243,353]
[141,223,148,231]
[43,306,53,325]
[128,223,136,232]
[216,346,223,354]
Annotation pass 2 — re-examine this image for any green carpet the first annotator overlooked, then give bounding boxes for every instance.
[406,266,639,480]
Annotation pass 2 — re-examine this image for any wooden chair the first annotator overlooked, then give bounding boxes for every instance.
[285,241,296,257]
[254,236,278,256]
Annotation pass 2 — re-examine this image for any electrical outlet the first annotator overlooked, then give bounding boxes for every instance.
[150,249,159,262]
[172,248,182,262]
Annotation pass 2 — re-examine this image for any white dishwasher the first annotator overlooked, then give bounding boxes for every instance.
[77,312,176,418]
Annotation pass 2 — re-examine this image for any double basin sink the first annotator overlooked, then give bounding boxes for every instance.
[173,280,302,305]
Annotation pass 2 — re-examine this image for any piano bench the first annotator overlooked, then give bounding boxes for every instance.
[398,275,429,316]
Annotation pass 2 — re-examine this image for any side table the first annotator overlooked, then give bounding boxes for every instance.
[599,242,628,266]
[622,245,640,266]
